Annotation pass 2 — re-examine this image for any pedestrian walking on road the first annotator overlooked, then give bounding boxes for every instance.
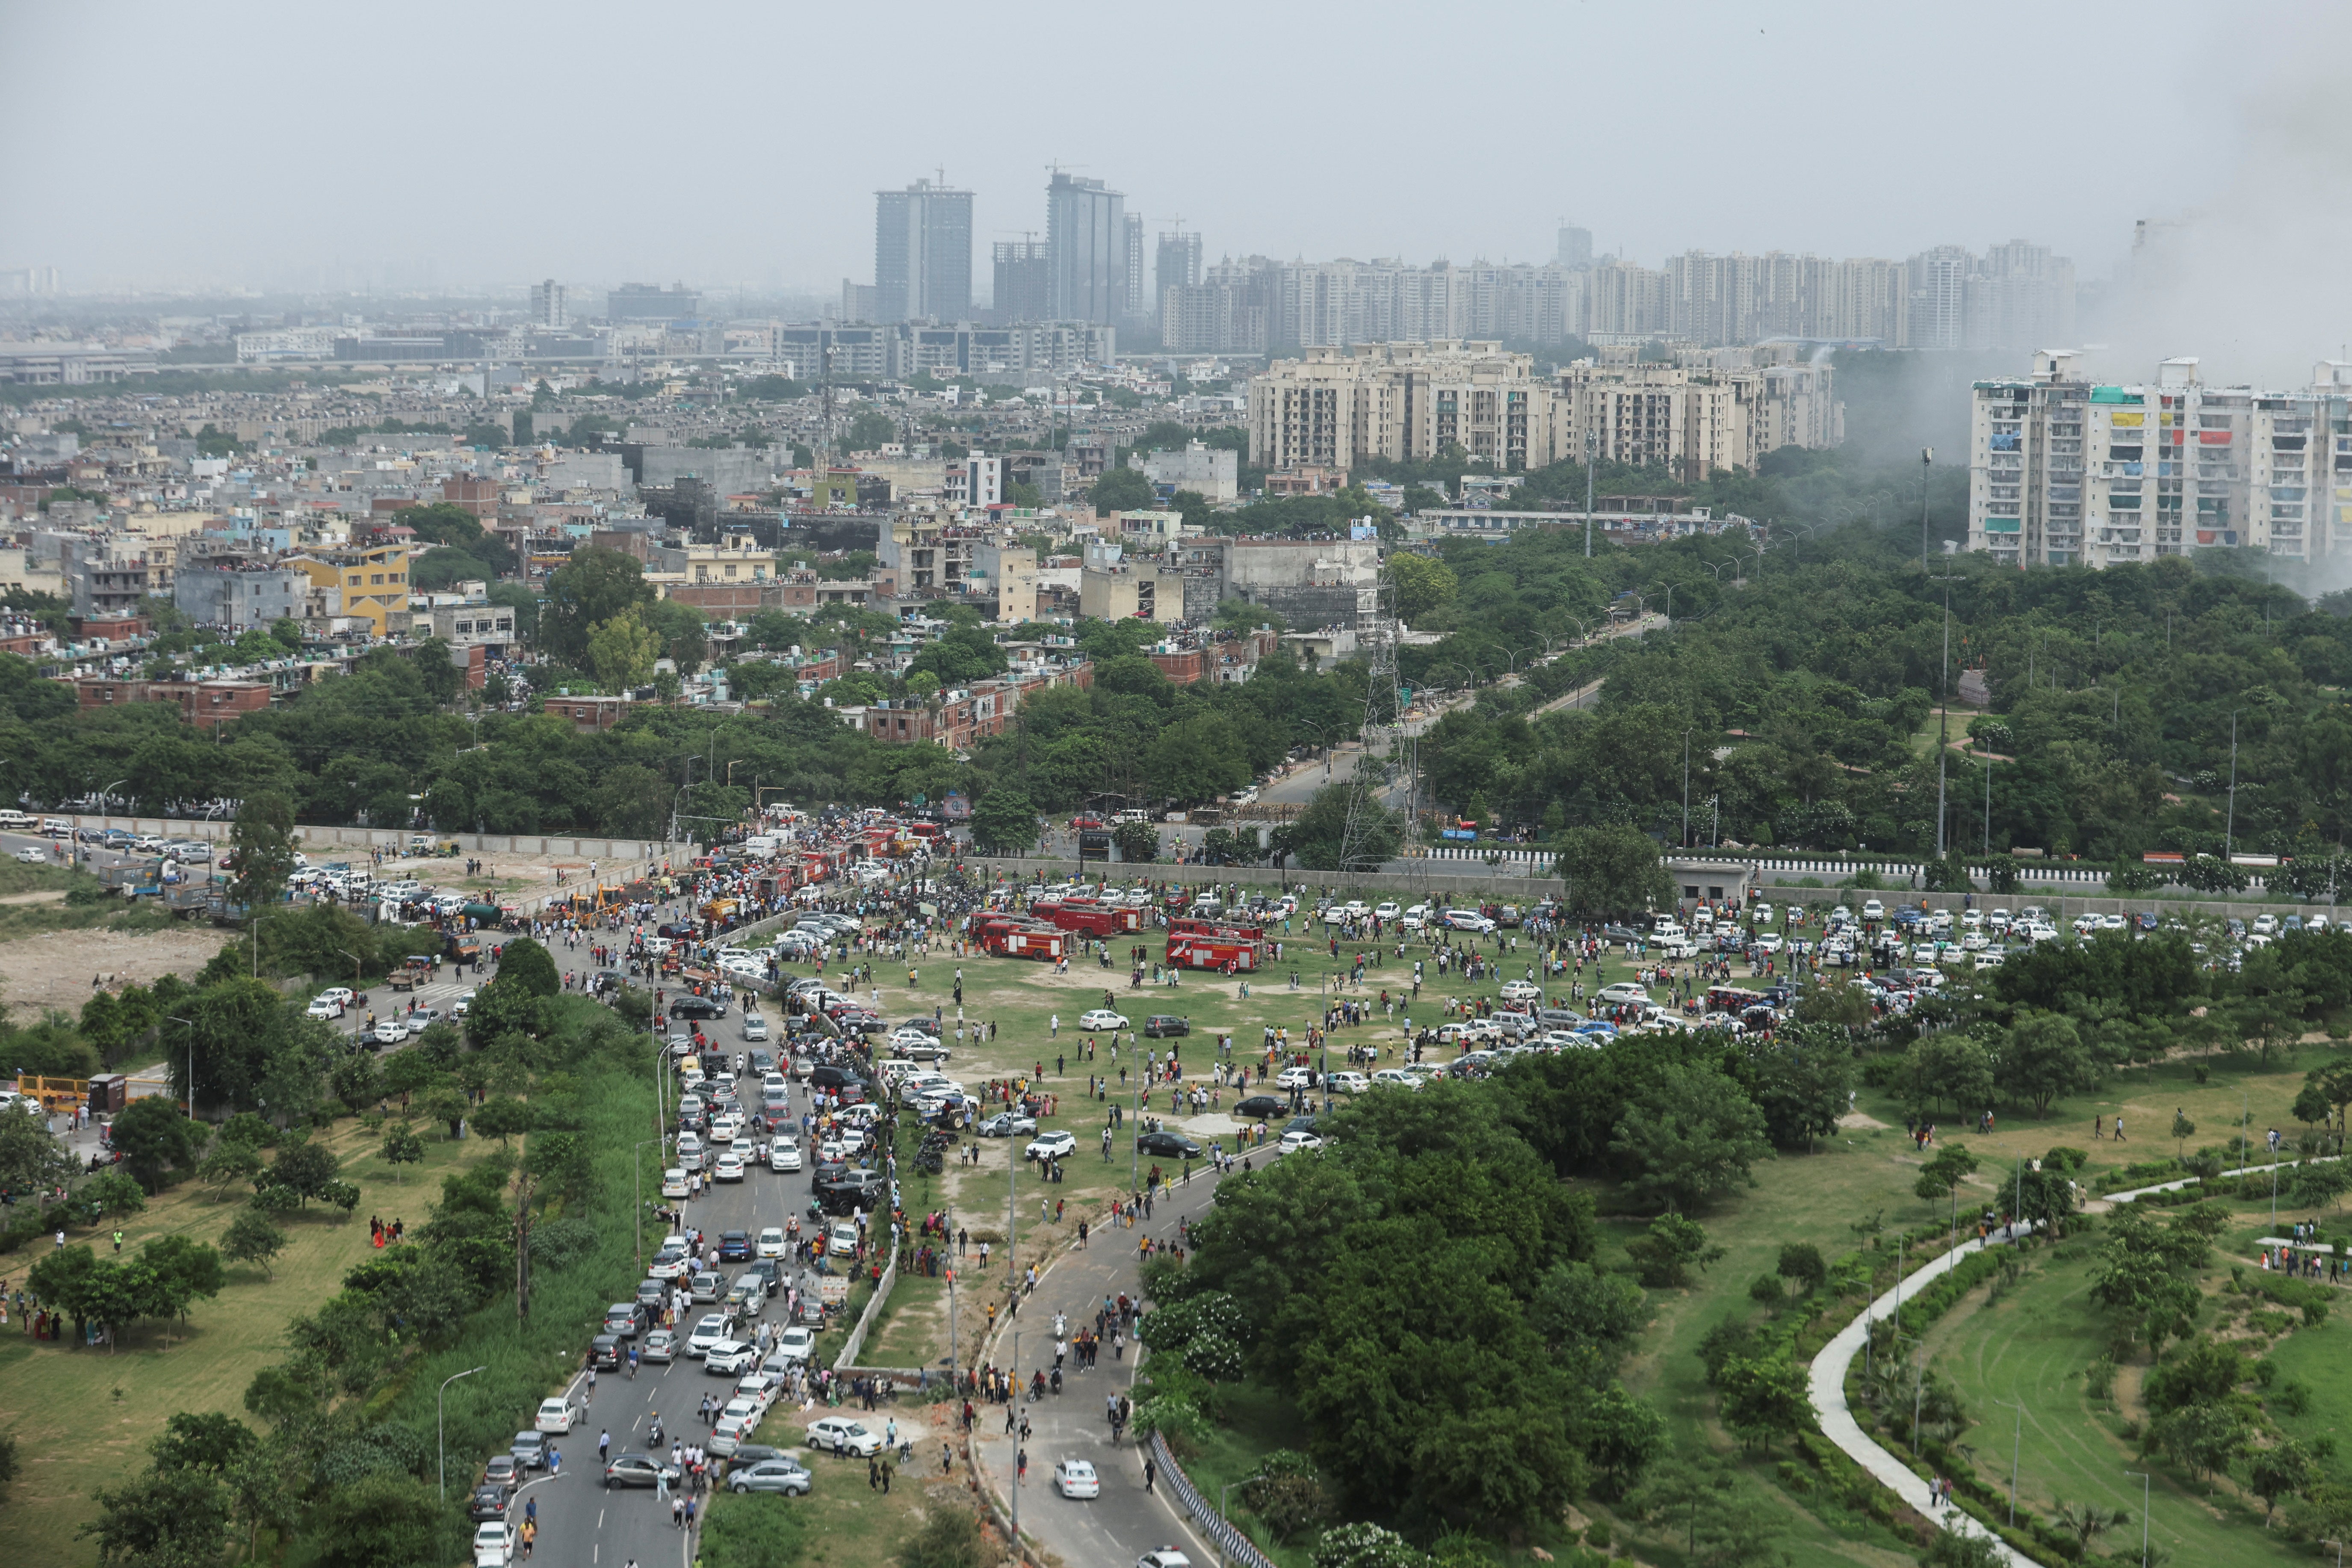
[1144,1456,1156,1493]
[672,1494,684,1527]
[599,1429,610,1464]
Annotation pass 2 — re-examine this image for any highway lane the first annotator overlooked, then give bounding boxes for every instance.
[519,1016,825,1568]
[968,1151,1257,1568]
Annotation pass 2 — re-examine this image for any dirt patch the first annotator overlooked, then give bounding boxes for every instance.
[0,924,232,1019]
[1838,1111,1891,1130]
[0,889,66,907]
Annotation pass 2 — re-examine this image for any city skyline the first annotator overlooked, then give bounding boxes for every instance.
[0,0,2307,295]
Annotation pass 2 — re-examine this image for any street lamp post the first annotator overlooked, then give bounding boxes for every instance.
[99,777,128,847]
[170,1016,195,1118]
[2124,1469,2149,1568]
[632,1135,666,1270]
[438,1365,487,1500]
[1993,1396,2024,1525]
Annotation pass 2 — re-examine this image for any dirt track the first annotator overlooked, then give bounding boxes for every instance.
[0,926,235,1022]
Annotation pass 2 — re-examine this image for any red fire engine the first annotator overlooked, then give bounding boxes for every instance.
[1166,931,1259,971]
[1038,898,1143,937]
[975,915,1068,961]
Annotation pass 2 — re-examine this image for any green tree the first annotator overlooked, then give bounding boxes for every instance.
[1111,820,1159,864]
[109,1097,207,1192]
[264,1139,338,1205]
[306,1472,445,1568]
[228,790,297,914]
[644,596,709,673]
[1714,1352,1810,1451]
[377,1120,425,1181]
[2250,1438,2317,1526]
[842,410,896,452]
[470,1096,533,1144]
[1089,465,1155,516]
[1582,1383,1667,1494]
[0,1099,78,1195]
[1387,552,1459,627]
[83,1167,148,1220]
[2000,1011,2095,1116]
[1913,1143,1980,1233]
[80,1465,233,1568]
[1554,823,1676,921]
[587,606,661,694]
[969,786,1039,856]
[220,1208,289,1278]
[1610,1065,1773,1211]
[1623,1212,1726,1287]
[541,546,654,664]
[1776,1241,1828,1296]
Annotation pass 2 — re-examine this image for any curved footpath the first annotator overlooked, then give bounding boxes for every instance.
[1808,1155,2335,1568]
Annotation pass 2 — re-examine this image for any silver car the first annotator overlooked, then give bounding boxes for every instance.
[729,1458,812,1496]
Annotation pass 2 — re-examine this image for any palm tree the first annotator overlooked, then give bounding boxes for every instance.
[2054,1500,2129,1552]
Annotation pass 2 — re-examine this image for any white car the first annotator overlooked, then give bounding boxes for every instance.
[768,1139,802,1173]
[709,1114,741,1145]
[1443,909,1495,933]
[1752,903,1775,924]
[755,1226,787,1258]
[12,846,44,865]
[1497,980,1542,1004]
[1373,901,1401,921]
[1400,904,1428,930]
[1078,1009,1129,1031]
[704,1341,758,1375]
[368,1019,411,1045]
[649,1238,693,1278]
[807,1417,883,1456]
[1369,1069,1421,1090]
[306,995,346,1020]
[1755,933,1784,954]
[660,1166,690,1200]
[452,989,476,1018]
[1055,1458,1102,1498]
[712,1152,746,1182]
[473,1521,518,1568]
[1597,982,1650,1005]
[1862,898,1886,921]
[687,1313,733,1357]
[1327,1071,1371,1096]
[713,1396,765,1441]
[534,1397,580,1433]
[886,1028,939,1053]
[1279,1130,1325,1153]
[771,1325,818,1364]
[1026,1131,1078,1161]
[1274,1066,1315,1090]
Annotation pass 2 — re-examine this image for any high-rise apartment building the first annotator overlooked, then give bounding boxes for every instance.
[1249,342,1843,481]
[1249,341,1539,472]
[991,242,1050,324]
[1047,172,1126,325]
[1557,226,1593,269]
[531,279,567,329]
[1162,258,1270,353]
[1155,231,1202,321]
[1967,352,2352,569]
[873,179,973,323]
[1123,215,1147,325]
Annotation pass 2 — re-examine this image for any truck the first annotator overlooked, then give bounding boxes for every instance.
[1038,898,1142,938]
[1166,932,1259,971]
[974,915,1067,962]
[1169,914,1265,944]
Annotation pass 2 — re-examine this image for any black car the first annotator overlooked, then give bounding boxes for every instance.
[1143,1015,1190,1038]
[1233,1094,1286,1120]
[816,1182,878,1216]
[744,1258,781,1295]
[468,1485,514,1522]
[1136,1130,1203,1158]
[589,1333,624,1370]
[718,1231,752,1263]
[1599,923,1643,943]
[671,997,728,1021]
[811,1157,849,1184]
[748,1050,774,1074]
[809,1065,859,1091]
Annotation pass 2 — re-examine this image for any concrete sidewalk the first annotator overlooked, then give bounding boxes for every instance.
[1807,1231,2044,1568]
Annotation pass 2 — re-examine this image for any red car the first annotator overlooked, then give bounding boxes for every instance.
[1070,816,1103,830]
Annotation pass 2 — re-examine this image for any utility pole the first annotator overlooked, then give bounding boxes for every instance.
[2225,709,2241,863]
[1584,426,1596,558]
[1930,576,1964,860]
[1681,729,1692,849]
[1920,446,1934,571]
[2124,1470,2149,1568]
[1994,1397,2024,1524]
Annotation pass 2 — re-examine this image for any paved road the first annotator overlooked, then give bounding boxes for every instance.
[969,1153,1261,1568]
[519,1013,815,1568]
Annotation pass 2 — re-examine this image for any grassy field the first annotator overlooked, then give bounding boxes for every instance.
[0,1114,498,1567]
[728,897,2352,1566]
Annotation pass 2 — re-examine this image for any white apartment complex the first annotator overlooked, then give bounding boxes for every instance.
[1249,343,1841,483]
[1968,352,2352,569]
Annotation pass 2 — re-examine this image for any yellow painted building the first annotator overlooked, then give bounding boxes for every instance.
[289,543,411,636]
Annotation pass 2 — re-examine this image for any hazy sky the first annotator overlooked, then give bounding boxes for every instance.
[0,0,2331,299]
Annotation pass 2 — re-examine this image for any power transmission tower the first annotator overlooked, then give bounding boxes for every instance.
[1338,579,1411,876]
